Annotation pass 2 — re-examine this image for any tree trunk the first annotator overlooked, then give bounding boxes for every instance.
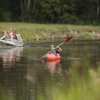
[96,6,100,18]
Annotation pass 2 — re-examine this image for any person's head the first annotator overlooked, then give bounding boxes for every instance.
[56,47,62,54]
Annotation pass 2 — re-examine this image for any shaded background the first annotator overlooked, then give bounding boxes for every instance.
[0,0,100,24]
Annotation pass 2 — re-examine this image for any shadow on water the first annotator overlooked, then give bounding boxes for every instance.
[0,40,100,100]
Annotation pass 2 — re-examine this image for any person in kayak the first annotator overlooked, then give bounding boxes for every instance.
[41,45,62,63]
[49,45,62,55]
[46,45,62,61]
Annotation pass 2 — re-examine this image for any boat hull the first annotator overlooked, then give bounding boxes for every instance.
[0,39,23,46]
[47,53,61,61]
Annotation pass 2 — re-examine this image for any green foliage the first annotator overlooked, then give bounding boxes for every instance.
[0,0,100,23]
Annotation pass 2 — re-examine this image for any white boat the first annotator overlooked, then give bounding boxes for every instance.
[0,34,24,47]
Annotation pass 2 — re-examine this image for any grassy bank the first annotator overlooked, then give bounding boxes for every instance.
[0,22,100,42]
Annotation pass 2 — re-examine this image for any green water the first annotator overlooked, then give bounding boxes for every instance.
[0,41,100,100]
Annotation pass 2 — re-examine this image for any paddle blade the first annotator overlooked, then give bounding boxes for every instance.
[64,36,73,42]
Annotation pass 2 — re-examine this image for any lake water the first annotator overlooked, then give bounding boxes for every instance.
[0,40,100,100]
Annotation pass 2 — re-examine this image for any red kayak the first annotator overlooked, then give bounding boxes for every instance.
[47,53,61,62]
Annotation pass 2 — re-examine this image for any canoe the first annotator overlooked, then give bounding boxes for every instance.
[0,34,24,47]
[47,53,61,61]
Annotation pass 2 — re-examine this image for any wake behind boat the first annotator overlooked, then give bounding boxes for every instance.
[0,34,24,47]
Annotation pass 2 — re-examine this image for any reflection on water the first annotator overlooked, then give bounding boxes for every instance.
[0,41,100,100]
[0,47,23,68]
[0,47,24,100]
[46,60,62,74]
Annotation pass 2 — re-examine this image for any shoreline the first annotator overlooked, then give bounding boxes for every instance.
[0,22,100,42]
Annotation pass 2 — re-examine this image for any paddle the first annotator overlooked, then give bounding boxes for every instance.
[55,36,73,49]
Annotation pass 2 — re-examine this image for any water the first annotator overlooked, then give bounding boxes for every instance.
[0,40,100,100]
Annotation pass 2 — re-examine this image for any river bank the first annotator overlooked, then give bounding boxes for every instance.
[0,22,100,43]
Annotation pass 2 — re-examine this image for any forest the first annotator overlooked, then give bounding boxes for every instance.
[0,0,100,24]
